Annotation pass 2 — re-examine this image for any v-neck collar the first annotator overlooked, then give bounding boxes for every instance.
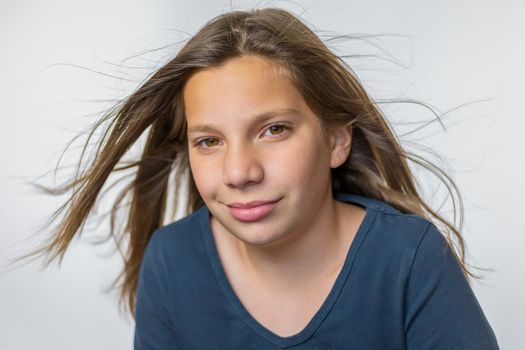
[199,192,378,348]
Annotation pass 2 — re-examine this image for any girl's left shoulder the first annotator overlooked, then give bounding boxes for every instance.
[353,194,438,243]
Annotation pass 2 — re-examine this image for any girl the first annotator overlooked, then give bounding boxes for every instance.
[16,7,499,349]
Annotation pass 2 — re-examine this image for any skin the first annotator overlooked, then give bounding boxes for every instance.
[183,54,366,297]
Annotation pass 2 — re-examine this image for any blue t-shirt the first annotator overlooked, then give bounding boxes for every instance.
[134,192,499,349]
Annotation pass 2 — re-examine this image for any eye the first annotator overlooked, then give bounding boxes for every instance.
[193,123,290,150]
[263,123,289,137]
[195,137,221,149]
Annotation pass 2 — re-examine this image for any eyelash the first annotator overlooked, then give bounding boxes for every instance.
[193,123,291,149]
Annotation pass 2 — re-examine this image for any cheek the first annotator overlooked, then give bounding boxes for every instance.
[267,133,330,186]
[187,128,330,193]
[188,153,216,197]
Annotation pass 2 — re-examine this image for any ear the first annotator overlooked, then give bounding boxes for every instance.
[328,124,352,168]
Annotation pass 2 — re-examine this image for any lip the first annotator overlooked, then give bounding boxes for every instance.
[227,199,280,209]
[227,198,281,222]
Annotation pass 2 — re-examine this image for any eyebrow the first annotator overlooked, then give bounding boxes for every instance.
[187,108,300,134]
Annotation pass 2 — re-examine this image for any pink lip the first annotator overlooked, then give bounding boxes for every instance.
[228,199,280,209]
[227,199,281,222]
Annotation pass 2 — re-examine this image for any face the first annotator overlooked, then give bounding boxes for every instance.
[183,55,351,247]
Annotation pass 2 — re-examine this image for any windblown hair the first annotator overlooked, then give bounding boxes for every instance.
[12,7,486,318]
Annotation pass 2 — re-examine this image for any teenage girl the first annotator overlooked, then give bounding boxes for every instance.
[17,7,499,349]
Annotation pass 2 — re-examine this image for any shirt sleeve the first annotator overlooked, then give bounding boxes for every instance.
[134,233,181,350]
[404,222,499,350]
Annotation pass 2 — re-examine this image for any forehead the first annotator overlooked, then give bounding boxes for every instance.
[182,55,305,124]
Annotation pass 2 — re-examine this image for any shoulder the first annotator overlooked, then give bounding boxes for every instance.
[357,195,441,254]
[150,205,206,244]
[142,205,208,268]
[337,192,435,237]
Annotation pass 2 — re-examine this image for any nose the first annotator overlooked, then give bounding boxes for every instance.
[222,142,264,189]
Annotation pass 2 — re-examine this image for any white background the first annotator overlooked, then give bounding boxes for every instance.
[1,0,523,349]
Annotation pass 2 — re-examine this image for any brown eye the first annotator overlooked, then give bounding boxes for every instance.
[196,137,220,148]
[203,138,219,147]
[265,124,289,137]
[269,125,284,135]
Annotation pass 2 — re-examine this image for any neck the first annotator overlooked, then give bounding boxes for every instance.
[218,191,349,292]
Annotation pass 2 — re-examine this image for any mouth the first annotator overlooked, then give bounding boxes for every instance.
[226,198,282,222]
[227,198,281,209]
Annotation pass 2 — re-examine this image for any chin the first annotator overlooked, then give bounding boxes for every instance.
[223,218,281,244]
[235,232,283,247]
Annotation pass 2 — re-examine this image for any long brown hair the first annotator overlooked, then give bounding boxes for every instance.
[10,7,489,318]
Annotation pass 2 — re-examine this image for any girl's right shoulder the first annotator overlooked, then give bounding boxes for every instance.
[144,204,208,257]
